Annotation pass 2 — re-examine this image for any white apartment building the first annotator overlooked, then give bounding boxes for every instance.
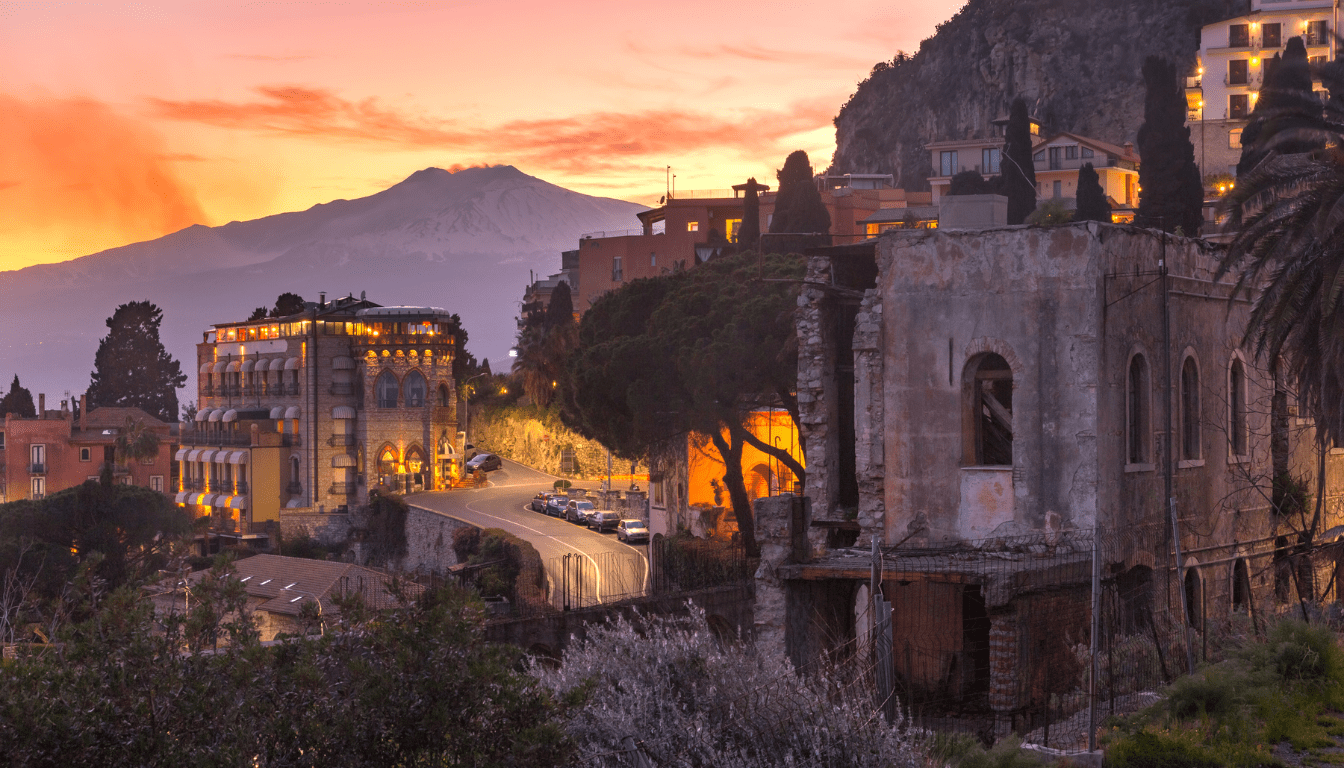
[1187,0,1338,178]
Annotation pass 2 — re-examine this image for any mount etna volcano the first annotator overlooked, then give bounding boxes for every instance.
[0,165,645,405]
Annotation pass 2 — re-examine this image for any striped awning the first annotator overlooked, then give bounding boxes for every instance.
[194,409,211,422]
[225,496,247,510]
[225,361,241,373]
[332,454,356,468]
[284,406,300,419]
[174,491,190,504]
[199,450,217,464]
[285,498,304,508]
[212,361,228,374]
[198,362,213,374]
[187,449,203,462]
[331,405,356,419]
[269,406,285,419]
[228,451,248,465]
[222,409,239,423]
[268,358,287,371]
[208,409,225,422]
[284,357,301,370]
[240,360,255,373]
[194,493,216,507]
[174,449,188,461]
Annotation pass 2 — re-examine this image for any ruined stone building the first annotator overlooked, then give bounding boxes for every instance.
[763,222,1344,738]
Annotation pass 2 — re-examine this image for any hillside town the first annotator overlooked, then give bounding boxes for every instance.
[8,0,1344,765]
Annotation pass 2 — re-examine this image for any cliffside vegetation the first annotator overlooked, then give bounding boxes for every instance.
[831,0,1242,188]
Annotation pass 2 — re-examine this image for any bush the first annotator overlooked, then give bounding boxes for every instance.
[1025,200,1074,226]
[532,607,923,767]
[451,526,481,564]
[279,533,339,561]
[1106,731,1224,768]
[1266,620,1342,683]
[1165,666,1246,721]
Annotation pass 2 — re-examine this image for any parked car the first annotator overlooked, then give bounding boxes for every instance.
[616,519,649,543]
[545,495,569,516]
[530,492,553,512]
[466,453,502,472]
[565,499,596,524]
[590,510,621,533]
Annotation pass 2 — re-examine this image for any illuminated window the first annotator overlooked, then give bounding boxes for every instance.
[1229,128,1243,148]
[30,477,44,499]
[724,219,742,243]
[378,448,398,476]
[1229,59,1248,85]
[1229,23,1249,48]
[1230,94,1249,119]
[687,221,699,232]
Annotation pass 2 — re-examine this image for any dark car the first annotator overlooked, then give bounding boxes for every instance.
[545,495,569,516]
[466,453,502,472]
[530,492,552,512]
[590,510,621,533]
[616,519,649,543]
[565,499,596,524]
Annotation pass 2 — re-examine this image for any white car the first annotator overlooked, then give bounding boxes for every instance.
[617,519,649,543]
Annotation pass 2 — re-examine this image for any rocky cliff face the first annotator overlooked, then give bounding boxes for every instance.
[830,0,1244,188]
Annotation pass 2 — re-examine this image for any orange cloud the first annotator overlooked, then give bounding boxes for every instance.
[148,86,835,175]
[0,95,207,267]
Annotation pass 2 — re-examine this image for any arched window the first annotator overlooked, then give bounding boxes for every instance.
[1232,558,1251,613]
[378,447,398,476]
[404,370,427,407]
[1184,567,1203,629]
[1128,354,1149,465]
[1181,356,1201,461]
[969,353,1013,466]
[376,371,398,408]
[405,445,425,475]
[438,383,451,407]
[1229,358,1247,457]
[289,456,301,485]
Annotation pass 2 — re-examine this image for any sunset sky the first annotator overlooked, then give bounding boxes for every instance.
[0,1,965,271]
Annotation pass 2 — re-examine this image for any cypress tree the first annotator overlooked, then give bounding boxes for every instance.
[87,301,186,423]
[768,151,831,253]
[1238,38,1318,176]
[1074,163,1112,223]
[0,374,36,418]
[738,177,764,251]
[1136,56,1204,234]
[544,281,575,332]
[1002,98,1038,225]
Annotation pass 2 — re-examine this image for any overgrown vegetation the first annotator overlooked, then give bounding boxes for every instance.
[359,490,408,566]
[0,580,572,766]
[1104,619,1344,767]
[533,607,922,767]
[451,526,545,603]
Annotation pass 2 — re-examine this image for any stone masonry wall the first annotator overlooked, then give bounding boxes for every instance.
[470,404,609,481]
[852,289,885,547]
[796,257,838,534]
[397,503,475,576]
[278,511,351,547]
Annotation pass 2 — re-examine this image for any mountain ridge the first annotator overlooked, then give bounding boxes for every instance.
[0,166,646,402]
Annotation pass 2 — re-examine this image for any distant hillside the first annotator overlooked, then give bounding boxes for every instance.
[0,166,646,402]
[830,0,1244,188]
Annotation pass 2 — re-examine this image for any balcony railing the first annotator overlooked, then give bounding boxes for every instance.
[330,383,353,396]
[286,481,304,495]
[282,434,303,447]
[200,386,214,397]
[29,462,45,474]
[329,482,357,495]
[208,480,226,493]
[328,434,356,447]
[185,478,204,491]
[224,386,241,397]
[286,383,300,395]
[235,480,249,495]
[182,432,252,447]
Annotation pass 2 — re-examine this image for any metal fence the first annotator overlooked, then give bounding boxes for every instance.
[486,534,751,618]
[854,527,1195,750]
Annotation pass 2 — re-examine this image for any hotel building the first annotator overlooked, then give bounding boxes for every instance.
[179,294,461,541]
[1186,0,1338,177]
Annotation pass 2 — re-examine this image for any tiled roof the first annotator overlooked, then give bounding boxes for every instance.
[190,554,422,617]
[82,407,169,430]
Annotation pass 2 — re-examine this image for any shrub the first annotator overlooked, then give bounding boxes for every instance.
[1266,620,1342,683]
[451,526,481,564]
[532,607,923,767]
[1165,665,1245,720]
[1106,731,1223,768]
[1025,200,1074,226]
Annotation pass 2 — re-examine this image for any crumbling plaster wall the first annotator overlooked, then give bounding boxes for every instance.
[878,225,1105,545]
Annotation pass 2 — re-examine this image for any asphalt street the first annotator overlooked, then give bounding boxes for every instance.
[407,458,648,608]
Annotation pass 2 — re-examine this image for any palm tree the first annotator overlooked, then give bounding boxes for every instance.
[114,417,159,468]
[1218,38,1344,446]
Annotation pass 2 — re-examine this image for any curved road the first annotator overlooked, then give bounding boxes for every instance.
[407,459,647,608]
